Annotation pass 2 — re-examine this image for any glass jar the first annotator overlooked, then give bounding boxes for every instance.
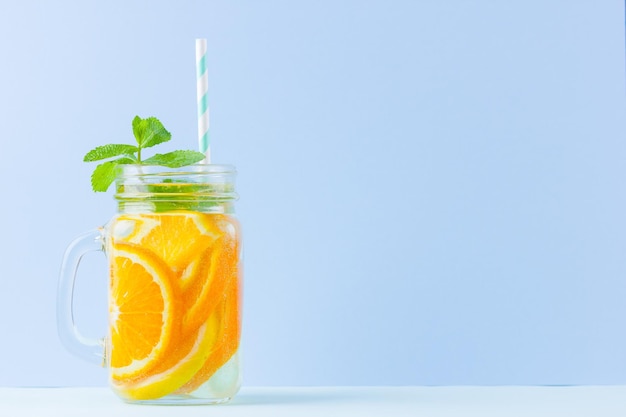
[58,164,242,405]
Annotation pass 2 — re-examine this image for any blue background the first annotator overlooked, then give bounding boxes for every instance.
[0,0,625,386]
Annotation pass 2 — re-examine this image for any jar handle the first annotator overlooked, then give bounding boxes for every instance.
[56,229,106,366]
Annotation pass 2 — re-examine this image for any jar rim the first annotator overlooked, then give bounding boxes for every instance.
[116,163,236,177]
[113,164,238,212]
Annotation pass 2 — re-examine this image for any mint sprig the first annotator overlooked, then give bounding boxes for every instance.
[84,116,206,192]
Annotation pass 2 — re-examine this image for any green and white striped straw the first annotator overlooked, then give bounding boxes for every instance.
[196,38,210,163]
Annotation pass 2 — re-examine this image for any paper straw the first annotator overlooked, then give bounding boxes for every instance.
[196,38,210,163]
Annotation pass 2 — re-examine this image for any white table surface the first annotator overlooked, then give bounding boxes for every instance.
[1,386,625,416]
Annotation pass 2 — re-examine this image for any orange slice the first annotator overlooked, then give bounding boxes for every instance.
[179,216,241,391]
[113,311,223,400]
[111,212,224,277]
[177,268,242,394]
[181,230,239,334]
[108,243,177,382]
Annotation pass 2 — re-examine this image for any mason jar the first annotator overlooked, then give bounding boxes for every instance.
[57,164,242,405]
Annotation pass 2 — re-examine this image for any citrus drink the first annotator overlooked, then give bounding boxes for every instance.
[105,211,242,403]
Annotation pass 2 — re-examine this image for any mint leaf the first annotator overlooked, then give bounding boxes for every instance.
[132,116,171,149]
[91,157,134,192]
[143,150,206,167]
[85,116,206,192]
[83,144,139,162]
